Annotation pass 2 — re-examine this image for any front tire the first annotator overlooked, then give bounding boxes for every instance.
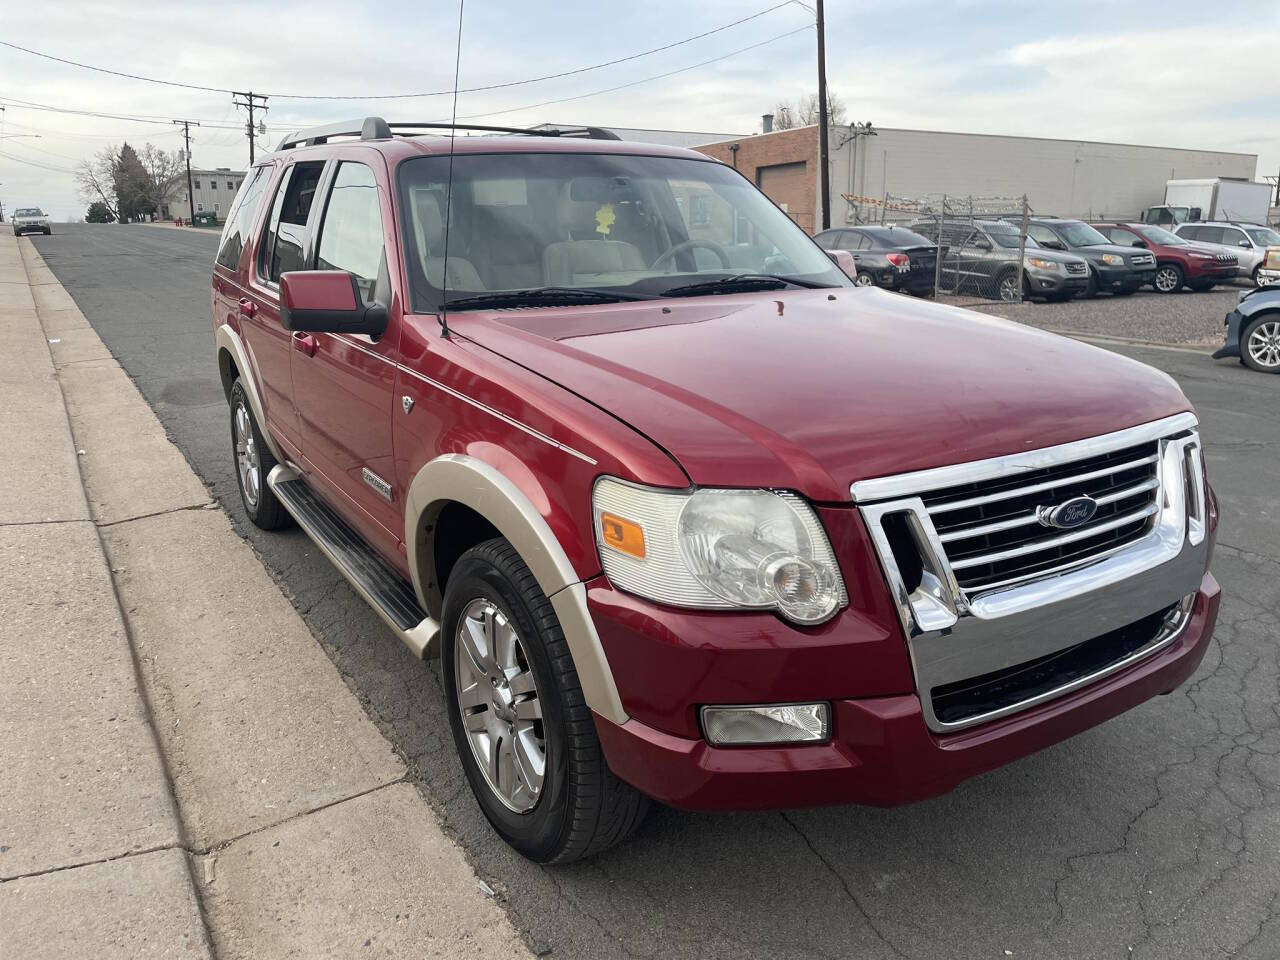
[1153,263,1183,294]
[442,538,648,863]
[1242,316,1280,374]
[229,380,291,529]
[854,271,874,287]
[1253,264,1264,287]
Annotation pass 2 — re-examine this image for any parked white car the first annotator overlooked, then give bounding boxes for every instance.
[11,207,52,236]
[1174,222,1280,286]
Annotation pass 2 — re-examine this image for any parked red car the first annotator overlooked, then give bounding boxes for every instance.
[1092,221,1238,293]
[211,118,1220,862]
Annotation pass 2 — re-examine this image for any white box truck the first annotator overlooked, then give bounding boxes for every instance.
[1144,178,1272,226]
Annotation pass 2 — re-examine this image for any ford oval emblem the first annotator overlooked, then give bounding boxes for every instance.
[1039,495,1098,530]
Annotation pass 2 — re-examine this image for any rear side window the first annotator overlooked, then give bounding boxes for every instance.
[259,161,326,284]
[315,162,385,301]
[215,165,270,270]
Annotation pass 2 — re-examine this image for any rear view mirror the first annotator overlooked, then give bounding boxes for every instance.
[827,249,858,278]
[280,271,388,336]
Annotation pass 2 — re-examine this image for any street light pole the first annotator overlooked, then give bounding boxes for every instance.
[815,0,831,231]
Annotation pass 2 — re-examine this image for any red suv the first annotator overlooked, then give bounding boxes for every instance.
[1092,221,1238,293]
[211,117,1220,863]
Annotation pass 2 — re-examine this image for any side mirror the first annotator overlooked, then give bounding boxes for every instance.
[280,271,388,336]
[1239,239,1252,248]
[1042,238,1067,251]
[1134,239,1148,248]
[973,237,992,251]
[827,249,858,278]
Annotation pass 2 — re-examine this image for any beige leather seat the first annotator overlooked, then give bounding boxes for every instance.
[542,184,646,286]
[409,188,485,291]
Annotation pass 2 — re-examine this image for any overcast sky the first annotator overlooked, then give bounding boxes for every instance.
[2,0,1276,220]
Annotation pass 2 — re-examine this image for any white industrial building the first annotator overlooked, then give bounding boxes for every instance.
[829,127,1258,222]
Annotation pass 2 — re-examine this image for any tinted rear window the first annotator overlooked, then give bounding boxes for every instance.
[858,227,932,248]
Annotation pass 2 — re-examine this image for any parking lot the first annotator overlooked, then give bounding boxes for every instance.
[31,222,1280,960]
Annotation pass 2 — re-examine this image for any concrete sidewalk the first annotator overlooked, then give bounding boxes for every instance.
[0,230,530,958]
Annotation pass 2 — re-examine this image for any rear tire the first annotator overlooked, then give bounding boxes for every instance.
[229,380,291,530]
[854,271,874,287]
[442,538,649,863]
[1241,315,1280,374]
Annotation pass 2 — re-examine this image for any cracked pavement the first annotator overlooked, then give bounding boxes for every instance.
[34,222,1280,959]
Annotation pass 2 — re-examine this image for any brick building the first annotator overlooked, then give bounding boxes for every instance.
[695,126,819,233]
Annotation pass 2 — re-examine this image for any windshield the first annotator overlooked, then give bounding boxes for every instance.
[1247,227,1280,246]
[1136,224,1184,245]
[15,208,43,217]
[397,152,847,310]
[1057,221,1110,246]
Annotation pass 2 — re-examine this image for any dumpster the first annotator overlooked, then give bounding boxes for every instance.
[192,211,218,227]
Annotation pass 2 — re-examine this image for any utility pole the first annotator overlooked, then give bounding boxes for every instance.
[172,119,200,224]
[231,92,268,165]
[815,0,831,231]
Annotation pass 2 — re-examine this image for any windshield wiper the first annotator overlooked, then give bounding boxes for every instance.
[442,287,650,312]
[661,274,828,297]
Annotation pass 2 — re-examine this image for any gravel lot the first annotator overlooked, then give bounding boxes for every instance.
[938,281,1251,347]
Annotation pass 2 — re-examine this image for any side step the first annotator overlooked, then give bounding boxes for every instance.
[267,465,440,658]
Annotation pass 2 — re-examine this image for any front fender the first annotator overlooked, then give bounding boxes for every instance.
[404,453,627,725]
[215,323,286,464]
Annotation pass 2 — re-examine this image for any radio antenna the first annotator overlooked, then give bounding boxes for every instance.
[439,0,466,338]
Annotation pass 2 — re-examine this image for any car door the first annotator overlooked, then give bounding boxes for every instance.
[243,158,329,459]
[288,152,403,557]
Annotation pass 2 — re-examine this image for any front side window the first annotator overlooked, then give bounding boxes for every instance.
[396,151,847,311]
[1220,227,1247,247]
[259,161,326,284]
[315,162,384,301]
[1026,224,1060,247]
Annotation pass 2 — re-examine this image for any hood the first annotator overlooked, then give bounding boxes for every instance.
[451,288,1191,502]
[1071,241,1149,260]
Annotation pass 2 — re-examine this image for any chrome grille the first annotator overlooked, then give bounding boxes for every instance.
[1065,261,1087,275]
[1130,253,1155,267]
[1217,254,1238,264]
[922,441,1160,592]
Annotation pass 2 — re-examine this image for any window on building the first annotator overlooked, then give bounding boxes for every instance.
[315,162,385,301]
[214,203,220,213]
[196,203,204,212]
[194,179,201,189]
[228,181,235,191]
[211,180,218,190]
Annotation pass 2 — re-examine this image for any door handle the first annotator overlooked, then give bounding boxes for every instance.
[292,331,318,357]
[238,298,258,318]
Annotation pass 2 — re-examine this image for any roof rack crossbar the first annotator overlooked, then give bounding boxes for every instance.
[276,116,621,151]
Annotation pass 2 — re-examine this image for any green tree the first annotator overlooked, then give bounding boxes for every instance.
[114,142,152,221]
[85,201,115,223]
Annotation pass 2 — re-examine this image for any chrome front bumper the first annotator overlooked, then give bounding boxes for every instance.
[855,412,1209,732]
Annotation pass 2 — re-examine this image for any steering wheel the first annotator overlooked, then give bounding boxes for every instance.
[652,240,731,272]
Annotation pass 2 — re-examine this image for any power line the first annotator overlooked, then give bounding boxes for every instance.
[0,148,77,174]
[0,3,799,100]
[449,25,813,122]
[0,95,243,129]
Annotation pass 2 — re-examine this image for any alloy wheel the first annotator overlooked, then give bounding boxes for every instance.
[1154,266,1181,293]
[854,272,874,286]
[233,400,260,508]
[454,598,546,813]
[998,274,1021,302]
[1247,320,1280,369]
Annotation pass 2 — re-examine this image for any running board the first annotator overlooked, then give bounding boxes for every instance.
[266,465,440,658]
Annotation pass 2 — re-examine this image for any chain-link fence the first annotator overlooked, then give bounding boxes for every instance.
[839,193,1049,303]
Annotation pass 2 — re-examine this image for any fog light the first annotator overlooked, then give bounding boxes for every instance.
[701,703,830,746]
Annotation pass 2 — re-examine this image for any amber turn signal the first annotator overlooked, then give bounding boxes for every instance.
[600,512,646,559]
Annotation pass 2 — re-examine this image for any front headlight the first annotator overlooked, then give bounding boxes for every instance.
[1027,257,1059,270]
[592,478,847,625]
[1101,254,1124,266]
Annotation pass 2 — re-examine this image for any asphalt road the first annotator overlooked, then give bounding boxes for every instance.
[34,222,1280,960]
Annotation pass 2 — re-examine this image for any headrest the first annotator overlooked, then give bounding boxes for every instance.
[411,189,444,252]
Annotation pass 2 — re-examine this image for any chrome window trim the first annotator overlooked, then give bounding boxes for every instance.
[850,411,1198,504]
[856,414,1208,733]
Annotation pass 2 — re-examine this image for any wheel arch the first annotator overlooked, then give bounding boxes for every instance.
[405,453,628,725]
[215,323,286,464]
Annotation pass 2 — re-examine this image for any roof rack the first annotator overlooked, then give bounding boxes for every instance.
[275,116,621,151]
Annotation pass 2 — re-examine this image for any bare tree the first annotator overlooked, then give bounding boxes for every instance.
[772,91,847,129]
[137,144,184,215]
[75,145,121,222]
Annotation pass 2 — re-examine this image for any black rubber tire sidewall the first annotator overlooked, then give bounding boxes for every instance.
[441,542,577,862]
[228,380,291,529]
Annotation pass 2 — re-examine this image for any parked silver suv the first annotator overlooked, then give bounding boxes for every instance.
[1174,222,1280,286]
[11,207,51,236]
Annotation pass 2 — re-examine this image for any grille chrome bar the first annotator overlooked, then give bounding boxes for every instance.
[925,453,1158,515]
[937,476,1160,543]
[948,503,1159,571]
